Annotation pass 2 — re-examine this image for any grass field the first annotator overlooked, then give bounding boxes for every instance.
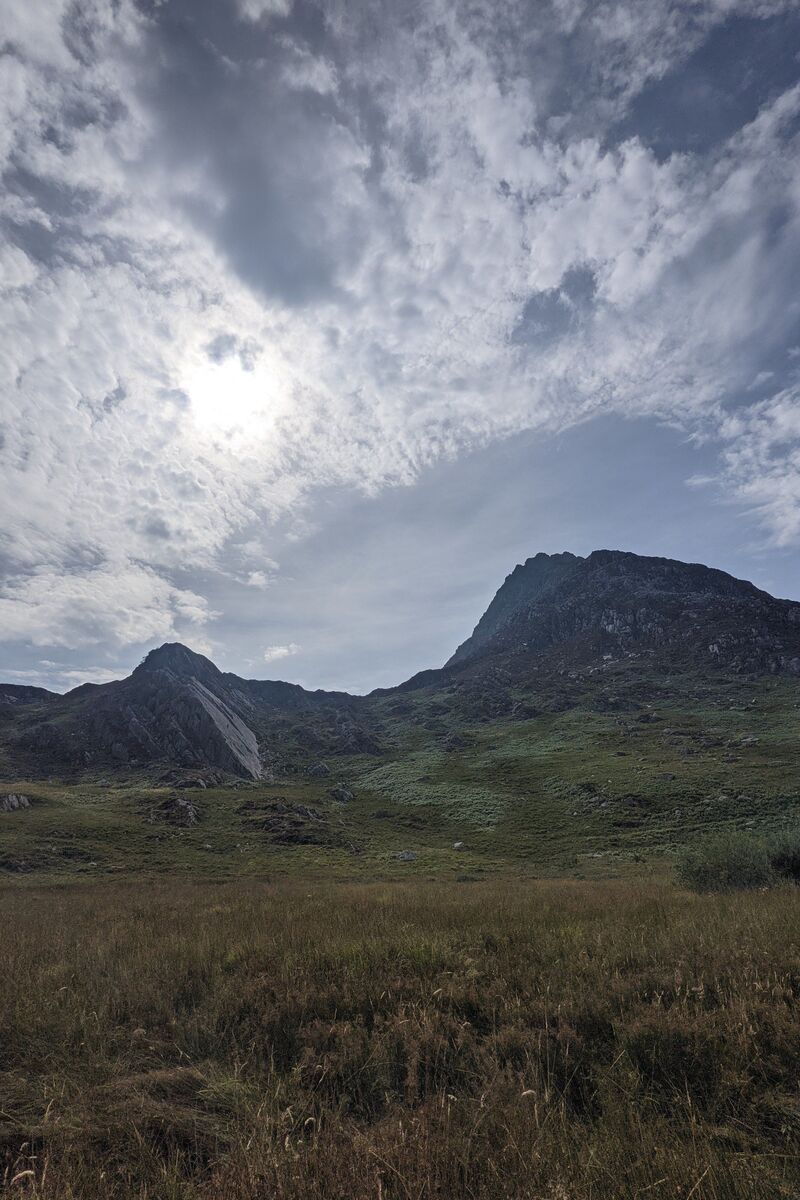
[1,879,799,1198]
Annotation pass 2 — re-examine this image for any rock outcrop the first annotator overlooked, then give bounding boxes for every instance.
[0,794,31,813]
[447,552,581,666]
[81,644,263,779]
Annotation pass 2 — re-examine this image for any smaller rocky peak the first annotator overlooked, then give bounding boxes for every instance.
[134,642,221,682]
[0,684,57,705]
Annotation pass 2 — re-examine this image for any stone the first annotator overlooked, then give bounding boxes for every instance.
[0,794,30,813]
[452,841,465,851]
[240,800,340,846]
[392,850,417,862]
[442,733,467,751]
[329,785,354,803]
[306,762,331,778]
[147,794,200,827]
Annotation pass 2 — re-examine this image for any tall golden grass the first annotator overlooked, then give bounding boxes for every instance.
[0,879,798,1198]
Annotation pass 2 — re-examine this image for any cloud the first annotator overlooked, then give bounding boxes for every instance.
[280,41,339,95]
[0,0,799,666]
[716,383,800,546]
[0,562,213,650]
[263,642,300,662]
[237,0,293,22]
[244,571,274,589]
[2,662,126,692]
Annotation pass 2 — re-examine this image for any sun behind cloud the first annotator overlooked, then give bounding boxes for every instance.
[182,355,282,442]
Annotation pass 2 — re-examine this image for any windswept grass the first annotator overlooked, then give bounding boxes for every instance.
[1,879,799,1197]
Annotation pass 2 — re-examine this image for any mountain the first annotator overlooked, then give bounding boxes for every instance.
[0,641,377,782]
[2,548,800,880]
[0,684,58,706]
[0,643,263,780]
[446,549,800,675]
[1,549,799,787]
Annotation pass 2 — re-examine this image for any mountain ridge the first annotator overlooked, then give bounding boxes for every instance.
[2,548,799,783]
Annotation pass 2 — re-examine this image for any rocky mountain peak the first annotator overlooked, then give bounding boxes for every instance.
[580,549,764,599]
[134,642,221,682]
[123,643,261,779]
[446,548,800,673]
[2,548,799,784]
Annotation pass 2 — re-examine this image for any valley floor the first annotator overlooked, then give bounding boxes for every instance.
[1,879,798,1198]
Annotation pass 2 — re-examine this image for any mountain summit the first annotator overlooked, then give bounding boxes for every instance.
[135,643,221,677]
[447,551,582,665]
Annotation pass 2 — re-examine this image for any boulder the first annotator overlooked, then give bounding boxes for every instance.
[442,733,468,751]
[240,799,340,846]
[0,794,31,813]
[147,795,201,827]
[329,785,354,803]
[391,850,417,862]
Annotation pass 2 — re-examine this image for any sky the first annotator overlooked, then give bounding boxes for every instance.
[1,0,800,695]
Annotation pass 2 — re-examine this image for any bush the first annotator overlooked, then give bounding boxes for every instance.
[766,827,800,883]
[675,831,775,893]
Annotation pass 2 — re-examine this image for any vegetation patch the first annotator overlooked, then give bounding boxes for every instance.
[359,753,509,826]
[676,827,800,891]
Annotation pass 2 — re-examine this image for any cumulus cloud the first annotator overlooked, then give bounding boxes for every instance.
[2,662,126,692]
[263,642,300,662]
[1,0,799,675]
[244,571,274,589]
[716,383,800,545]
[0,563,213,650]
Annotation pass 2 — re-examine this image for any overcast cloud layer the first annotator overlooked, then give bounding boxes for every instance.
[2,0,800,690]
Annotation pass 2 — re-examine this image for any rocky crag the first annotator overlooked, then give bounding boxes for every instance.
[447,550,800,675]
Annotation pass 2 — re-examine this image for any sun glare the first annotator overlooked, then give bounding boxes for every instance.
[183,357,279,440]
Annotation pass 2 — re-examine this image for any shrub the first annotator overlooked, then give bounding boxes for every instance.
[675,831,775,893]
[766,827,800,883]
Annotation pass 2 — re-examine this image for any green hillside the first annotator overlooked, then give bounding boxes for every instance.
[2,664,797,883]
